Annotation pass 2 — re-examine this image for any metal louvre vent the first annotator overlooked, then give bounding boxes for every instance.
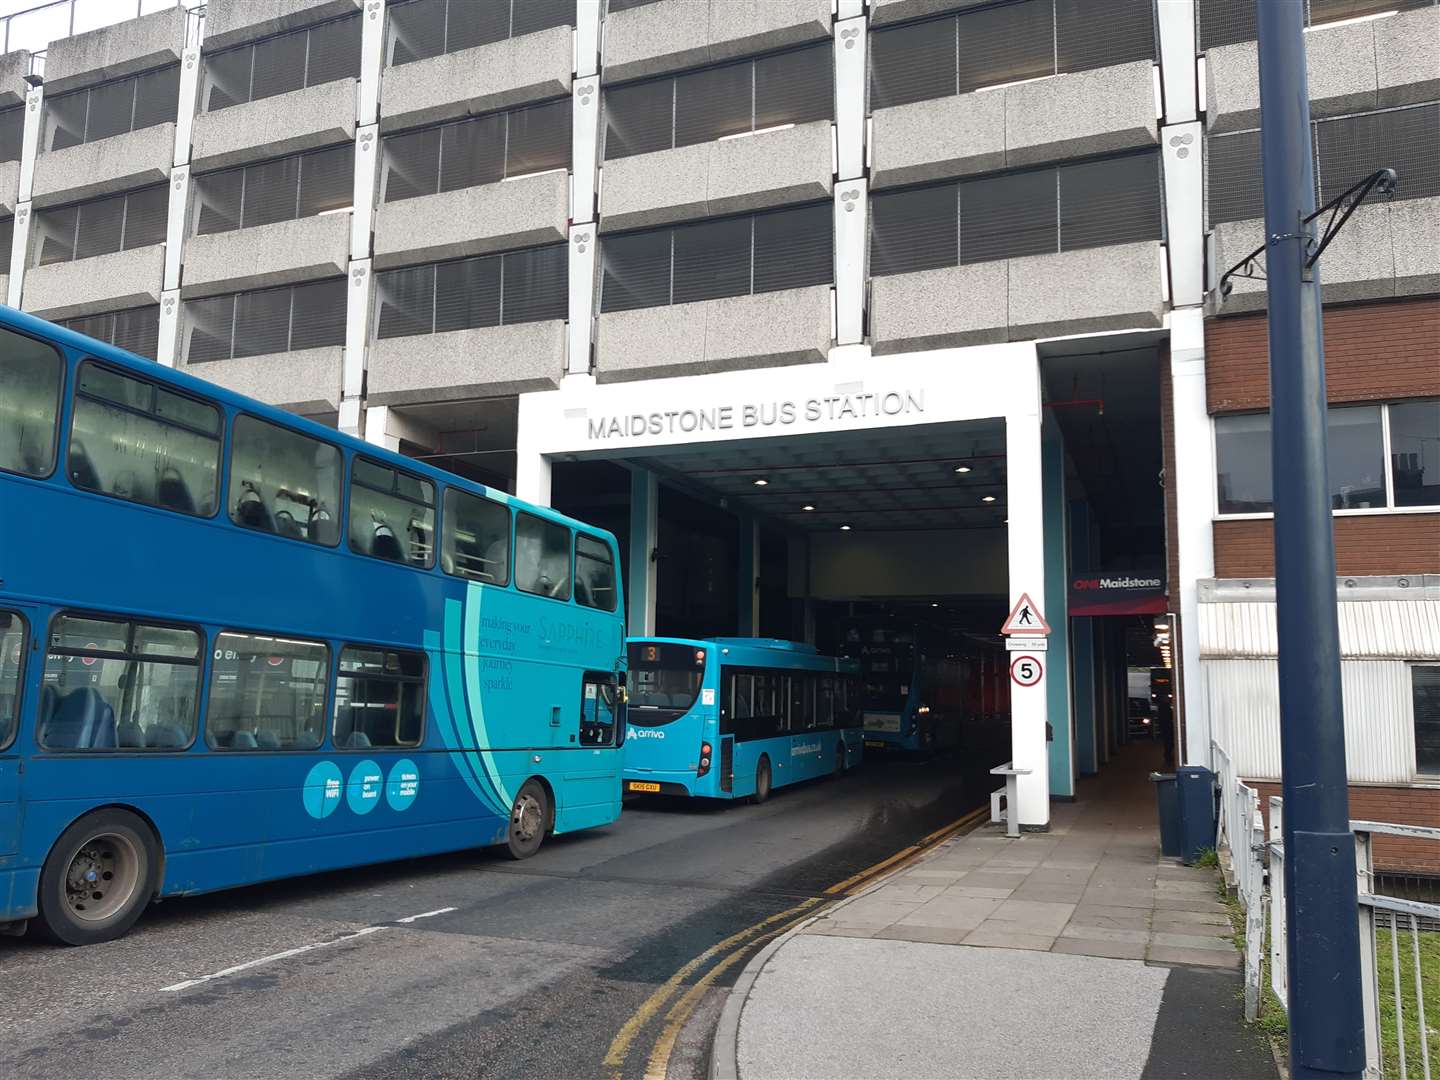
[373,245,568,339]
[386,0,574,66]
[870,0,1155,112]
[871,150,1161,276]
[203,16,361,112]
[60,306,161,360]
[603,43,833,161]
[33,185,169,267]
[0,105,21,164]
[599,202,833,314]
[46,64,179,149]
[0,215,11,259]
[1197,0,1436,51]
[184,278,347,363]
[194,143,354,235]
[608,0,664,11]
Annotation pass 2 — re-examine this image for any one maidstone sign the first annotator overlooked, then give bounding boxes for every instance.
[1001,593,1050,651]
[1068,569,1167,616]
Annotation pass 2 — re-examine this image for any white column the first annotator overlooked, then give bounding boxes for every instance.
[1170,307,1216,765]
[836,0,864,19]
[7,204,28,308]
[156,290,180,365]
[364,403,395,450]
[352,125,379,258]
[834,177,867,346]
[572,77,599,224]
[358,0,386,127]
[515,392,554,505]
[833,15,866,182]
[173,46,201,167]
[10,83,42,308]
[627,468,658,636]
[341,260,372,438]
[567,223,597,377]
[575,0,602,78]
[1006,349,1051,829]
[1161,120,1204,308]
[1155,0,1198,125]
[163,167,189,294]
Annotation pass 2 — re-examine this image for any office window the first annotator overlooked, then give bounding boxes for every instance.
[59,306,161,360]
[608,0,663,10]
[441,487,511,584]
[349,457,436,568]
[0,611,22,750]
[870,0,1155,111]
[203,15,362,111]
[601,203,832,313]
[1214,412,1273,514]
[380,99,570,203]
[194,144,354,235]
[0,215,11,260]
[40,615,201,751]
[228,414,342,545]
[207,632,328,750]
[575,534,617,611]
[515,512,571,600]
[334,647,425,749]
[68,361,221,517]
[183,279,347,362]
[1326,406,1385,510]
[870,151,1161,276]
[33,186,169,266]
[0,106,23,164]
[46,65,179,149]
[1206,129,1263,226]
[387,0,574,66]
[604,43,833,160]
[1391,400,1440,507]
[373,245,567,338]
[1415,666,1440,775]
[0,325,63,479]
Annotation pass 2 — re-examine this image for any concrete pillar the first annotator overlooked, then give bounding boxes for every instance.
[1042,418,1074,798]
[1068,498,1098,776]
[567,223,597,376]
[832,11,867,348]
[1155,0,1198,126]
[341,260,372,438]
[627,469,658,636]
[737,516,760,637]
[8,83,42,308]
[515,392,553,505]
[364,403,395,450]
[1170,308,1216,765]
[575,0,602,79]
[833,178,867,347]
[1006,352,1050,828]
[157,290,180,366]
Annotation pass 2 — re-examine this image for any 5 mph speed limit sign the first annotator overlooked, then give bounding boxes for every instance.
[1010,654,1043,687]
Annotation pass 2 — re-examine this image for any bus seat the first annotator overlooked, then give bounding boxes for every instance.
[254,730,281,750]
[371,526,403,563]
[273,510,303,539]
[229,731,258,749]
[575,579,592,606]
[342,730,371,749]
[235,490,274,532]
[157,467,195,515]
[39,684,58,723]
[42,688,116,749]
[117,720,146,748]
[147,723,186,748]
[67,441,102,492]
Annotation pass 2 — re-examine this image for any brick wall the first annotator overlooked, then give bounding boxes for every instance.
[1252,781,1440,874]
[1214,514,1440,577]
[1207,298,1440,413]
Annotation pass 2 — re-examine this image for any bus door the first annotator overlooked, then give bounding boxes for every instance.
[0,607,33,856]
[579,671,623,749]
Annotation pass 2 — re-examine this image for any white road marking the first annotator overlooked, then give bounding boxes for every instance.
[159,906,461,993]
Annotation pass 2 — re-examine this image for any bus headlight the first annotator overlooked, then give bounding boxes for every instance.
[698,741,712,777]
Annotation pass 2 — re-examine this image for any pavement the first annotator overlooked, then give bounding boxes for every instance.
[715,744,1279,1080]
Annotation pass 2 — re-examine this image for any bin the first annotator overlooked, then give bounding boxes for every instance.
[1151,772,1181,857]
[1177,765,1217,865]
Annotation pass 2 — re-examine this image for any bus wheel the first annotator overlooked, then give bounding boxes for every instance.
[752,757,772,805]
[506,780,549,860]
[37,809,157,946]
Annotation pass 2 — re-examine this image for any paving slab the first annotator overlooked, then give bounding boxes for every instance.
[1146,945,1242,970]
[986,899,1077,935]
[961,926,1059,951]
[1149,931,1237,952]
[872,925,971,945]
[1059,924,1151,944]
[1151,909,1231,929]
[1052,937,1150,961]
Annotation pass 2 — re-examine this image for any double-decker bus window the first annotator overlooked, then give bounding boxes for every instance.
[39,614,200,750]
[515,512,571,600]
[441,487,511,584]
[0,327,64,478]
[334,646,424,749]
[229,415,341,545]
[69,362,221,516]
[0,611,25,749]
[349,457,435,568]
[575,534,617,611]
[207,632,328,750]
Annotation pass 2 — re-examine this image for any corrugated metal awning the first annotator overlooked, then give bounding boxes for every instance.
[1199,600,1440,659]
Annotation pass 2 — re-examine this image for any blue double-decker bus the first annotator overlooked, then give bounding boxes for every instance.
[0,307,627,945]
[840,620,980,754]
[623,637,863,802]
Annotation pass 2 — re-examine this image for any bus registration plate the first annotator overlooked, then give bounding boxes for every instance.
[628,781,661,793]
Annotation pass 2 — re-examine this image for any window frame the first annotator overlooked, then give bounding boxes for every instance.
[574,532,618,612]
[227,412,344,547]
[347,454,437,569]
[37,609,204,754]
[204,627,333,752]
[1413,663,1440,778]
[67,358,224,519]
[332,642,428,751]
[0,608,28,752]
[45,63,180,149]
[202,14,363,113]
[0,323,66,482]
[32,184,172,268]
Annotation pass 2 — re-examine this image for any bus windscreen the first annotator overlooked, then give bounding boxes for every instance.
[626,642,705,725]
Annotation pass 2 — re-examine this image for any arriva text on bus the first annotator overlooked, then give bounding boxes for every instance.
[587,391,925,440]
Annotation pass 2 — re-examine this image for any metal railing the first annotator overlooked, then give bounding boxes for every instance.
[1214,742,1268,1019]
[0,0,203,65]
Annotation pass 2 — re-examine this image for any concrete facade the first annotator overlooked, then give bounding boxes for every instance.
[0,50,32,107]
[182,345,344,416]
[0,160,20,217]
[372,170,569,268]
[603,0,832,82]
[31,123,175,206]
[367,321,567,404]
[22,242,165,320]
[41,7,187,95]
[202,0,361,52]
[190,79,357,173]
[181,213,353,297]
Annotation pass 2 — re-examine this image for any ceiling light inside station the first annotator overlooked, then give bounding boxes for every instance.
[802,504,816,511]
[982,495,996,503]
[752,478,768,486]
[954,465,971,474]
[840,524,852,531]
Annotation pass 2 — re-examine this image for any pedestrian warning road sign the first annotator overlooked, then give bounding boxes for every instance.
[1001,592,1051,636]
[1010,654,1043,687]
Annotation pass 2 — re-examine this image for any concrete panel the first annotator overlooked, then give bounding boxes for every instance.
[1210,217,1267,311]
[603,0,831,83]
[366,320,566,404]
[0,159,19,217]
[1006,241,1164,339]
[204,0,361,52]
[1376,7,1440,109]
[869,0,981,27]
[1389,196,1440,298]
[1310,200,1397,305]
[378,26,571,133]
[372,169,569,269]
[596,284,831,382]
[43,7,187,95]
[31,122,175,207]
[0,276,8,306]
[0,50,33,109]
[870,91,1005,190]
[22,243,166,320]
[870,262,1008,354]
[1004,61,1158,168]
[599,121,832,232]
[190,79,355,173]
[1205,24,1379,134]
[181,213,352,297]
[183,345,343,415]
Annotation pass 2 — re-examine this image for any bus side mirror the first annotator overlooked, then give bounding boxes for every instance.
[616,717,627,748]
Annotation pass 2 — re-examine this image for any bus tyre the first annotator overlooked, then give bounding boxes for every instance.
[752,757,772,805]
[37,809,158,946]
[506,780,549,860]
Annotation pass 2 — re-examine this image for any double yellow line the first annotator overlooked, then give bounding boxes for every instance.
[605,804,989,1080]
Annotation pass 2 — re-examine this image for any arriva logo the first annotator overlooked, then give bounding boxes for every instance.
[631,728,666,740]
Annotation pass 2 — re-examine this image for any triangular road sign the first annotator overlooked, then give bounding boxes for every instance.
[1001,592,1051,636]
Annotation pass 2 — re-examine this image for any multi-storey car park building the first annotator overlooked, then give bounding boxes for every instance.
[0,0,1436,860]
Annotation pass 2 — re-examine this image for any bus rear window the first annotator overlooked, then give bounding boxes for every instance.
[0,327,63,478]
[626,642,705,725]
